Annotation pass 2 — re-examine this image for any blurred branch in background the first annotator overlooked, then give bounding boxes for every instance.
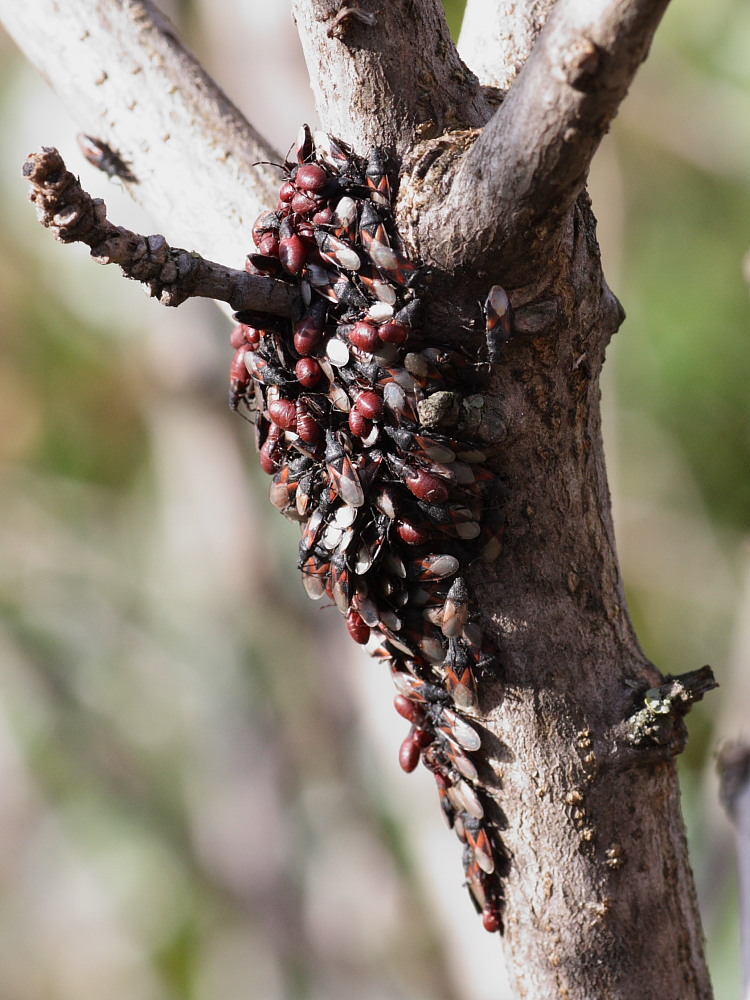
[718,742,750,996]
[0,0,748,998]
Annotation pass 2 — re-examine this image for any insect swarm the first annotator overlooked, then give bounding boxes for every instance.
[230,125,510,933]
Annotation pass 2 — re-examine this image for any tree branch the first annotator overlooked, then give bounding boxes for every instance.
[0,0,280,268]
[24,147,299,317]
[6,3,717,995]
[290,0,493,157]
[457,0,556,90]
[409,0,673,286]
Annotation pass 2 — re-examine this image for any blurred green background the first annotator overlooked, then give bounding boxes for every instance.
[0,1,748,998]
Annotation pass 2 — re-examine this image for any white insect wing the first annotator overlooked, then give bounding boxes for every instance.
[326,338,350,366]
[373,281,397,304]
[442,709,481,751]
[456,780,484,819]
[367,301,394,323]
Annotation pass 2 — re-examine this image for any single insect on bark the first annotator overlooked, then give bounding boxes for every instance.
[485,284,512,361]
[76,133,137,183]
[365,146,391,208]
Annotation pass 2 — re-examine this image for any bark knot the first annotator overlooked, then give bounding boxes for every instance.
[561,36,603,92]
[617,666,717,761]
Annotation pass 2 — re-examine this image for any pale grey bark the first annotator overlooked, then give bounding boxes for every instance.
[0,0,280,267]
[457,0,555,90]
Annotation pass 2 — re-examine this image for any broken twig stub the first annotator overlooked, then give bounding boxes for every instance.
[23,147,300,317]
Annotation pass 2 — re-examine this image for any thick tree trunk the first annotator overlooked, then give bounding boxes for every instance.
[397,140,712,995]
[444,198,710,997]
[2,0,716,997]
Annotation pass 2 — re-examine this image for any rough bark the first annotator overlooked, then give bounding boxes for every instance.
[289,0,493,155]
[412,0,675,286]
[397,184,713,997]
[3,0,716,998]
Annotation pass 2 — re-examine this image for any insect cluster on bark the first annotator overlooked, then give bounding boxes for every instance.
[229,125,511,932]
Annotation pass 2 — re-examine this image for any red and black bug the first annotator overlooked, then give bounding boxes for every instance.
[258,423,284,475]
[463,845,505,933]
[464,816,496,875]
[315,230,362,272]
[330,196,359,242]
[253,212,281,249]
[325,430,365,508]
[295,123,314,164]
[313,130,352,172]
[269,457,311,516]
[346,608,370,644]
[365,146,391,208]
[278,217,308,276]
[444,661,478,712]
[329,551,354,613]
[359,201,419,286]
[485,285,512,361]
[229,347,251,411]
[441,579,470,639]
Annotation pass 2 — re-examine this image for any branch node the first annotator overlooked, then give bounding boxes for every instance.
[158,259,178,284]
[327,4,378,39]
[92,199,108,224]
[147,234,168,256]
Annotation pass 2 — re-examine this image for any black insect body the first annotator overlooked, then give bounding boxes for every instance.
[76,133,137,183]
[365,145,391,208]
[228,127,511,932]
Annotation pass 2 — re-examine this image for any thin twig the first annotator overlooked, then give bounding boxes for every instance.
[24,148,299,318]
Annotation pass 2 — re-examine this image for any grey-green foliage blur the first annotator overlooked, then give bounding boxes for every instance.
[0,2,747,998]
